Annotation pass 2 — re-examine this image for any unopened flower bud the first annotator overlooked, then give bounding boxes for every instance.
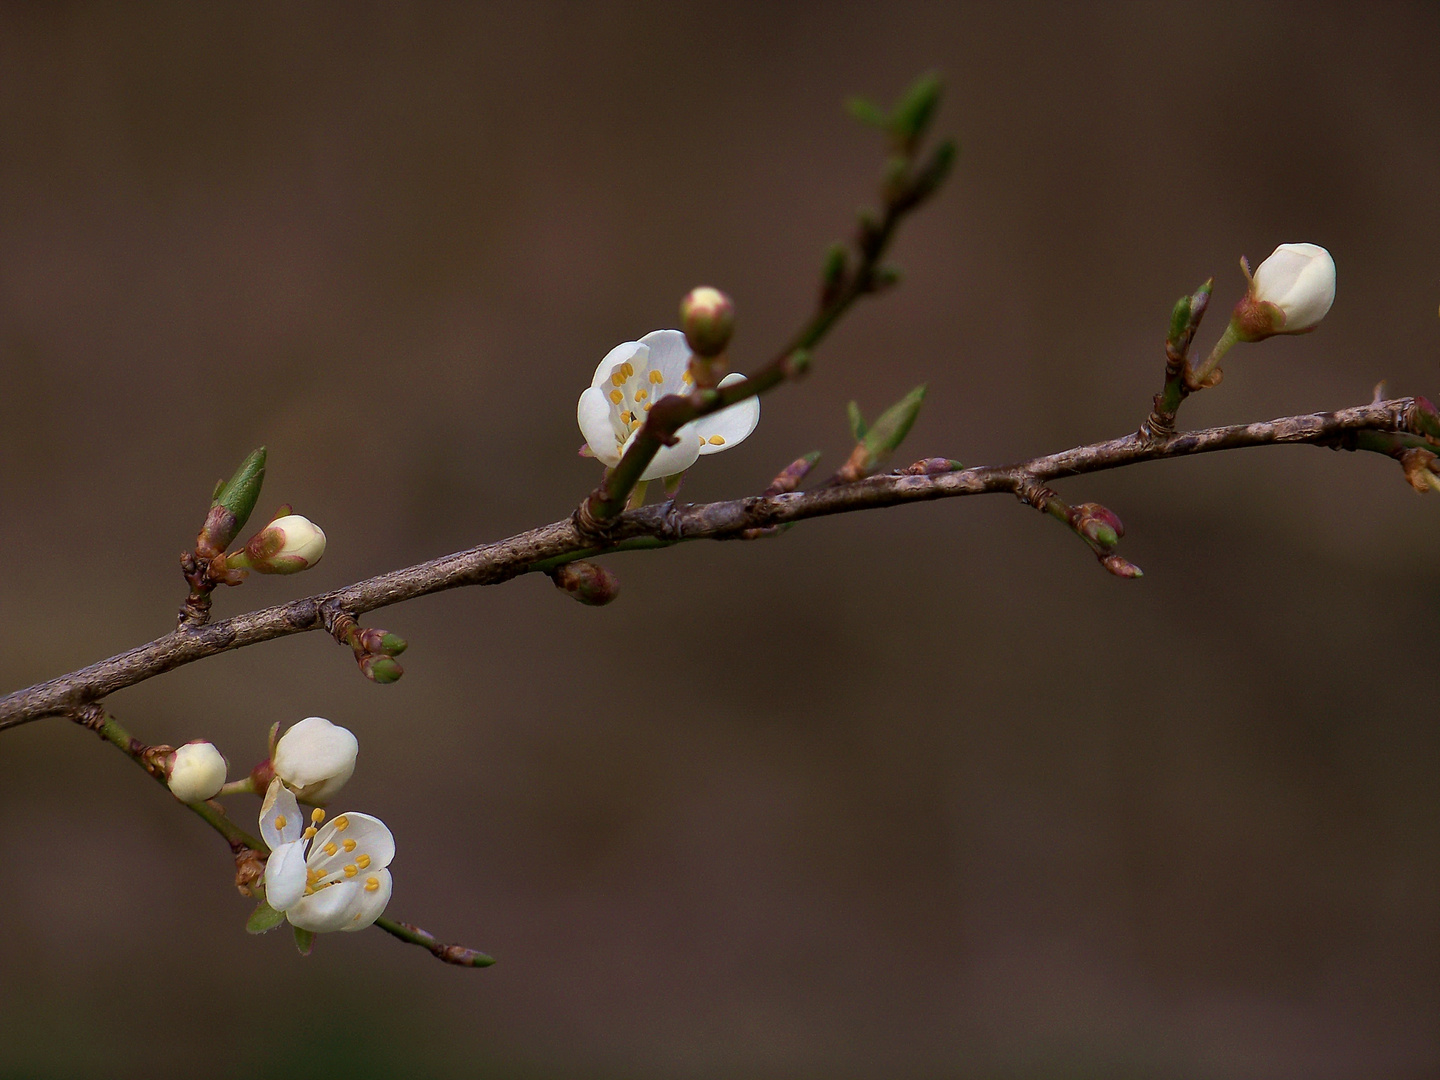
[359,654,404,684]
[166,740,228,802]
[680,286,735,359]
[241,514,326,574]
[356,628,408,657]
[272,716,357,805]
[1072,503,1125,553]
[551,560,620,606]
[1231,243,1335,342]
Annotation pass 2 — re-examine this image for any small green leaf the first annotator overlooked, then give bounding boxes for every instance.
[212,447,267,534]
[908,139,957,204]
[891,71,943,148]
[293,926,315,956]
[246,901,286,935]
[847,401,868,441]
[845,96,889,129]
[862,384,928,460]
[1167,295,1193,347]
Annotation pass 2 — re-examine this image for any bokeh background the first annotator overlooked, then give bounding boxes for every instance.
[2,3,1439,1078]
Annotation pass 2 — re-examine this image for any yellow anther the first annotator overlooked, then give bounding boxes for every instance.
[635,390,648,402]
[610,369,626,387]
[355,854,372,869]
[608,389,623,404]
[304,885,315,895]
[643,402,652,412]
[322,842,339,857]
[648,369,664,384]
[343,864,358,878]
[302,826,317,840]
[364,876,381,892]
[307,867,323,882]
[620,410,633,424]
[342,839,357,852]
[273,815,287,830]
[708,435,726,446]
[681,371,693,385]
[311,808,326,825]
[622,362,635,378]
[334,816,349,830]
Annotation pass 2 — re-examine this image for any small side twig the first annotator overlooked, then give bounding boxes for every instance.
[375,917,495,968]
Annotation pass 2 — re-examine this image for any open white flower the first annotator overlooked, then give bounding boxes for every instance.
[260,778,393,933]
[272,716,358,805]
[576,329,760,481]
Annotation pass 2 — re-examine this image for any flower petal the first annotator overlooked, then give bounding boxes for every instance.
[309,812,396,875]
[638,329,691,389]
[263,839,309,912]
[340,869,392,932]
[272,717,358,793]
[578,386,622,466]
[623,424,702,482]
[590,341,647,389]
[693,373,760,455]
[284,879,365,933]
[259,777,303,849]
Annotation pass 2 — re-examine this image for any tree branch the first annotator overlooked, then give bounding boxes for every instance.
[3,395,1429,730]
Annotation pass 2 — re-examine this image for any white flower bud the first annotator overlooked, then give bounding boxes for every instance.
[166,740,228,803]
[1233,242,1336,341]
[245,514,327,574]
[272,716,357,804]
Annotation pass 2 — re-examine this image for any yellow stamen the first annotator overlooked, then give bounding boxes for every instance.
[682,371,693,385]
[333,816,349,830]
[302,826,317,840]
[343,839,357,852]
[648,369,664,384]
[610,369,626,387]
[356,854,371,869]
[621,362,634,378]
[620,410,633,424]
[708,435,726,445]
[643,402,652,412]
[323,841,339,857]
[635,389,648,402]
[273,815,287,830]
[609,389,623,404]
[364,876,381,892]
[343,864,358,878]
[311,808,326,825]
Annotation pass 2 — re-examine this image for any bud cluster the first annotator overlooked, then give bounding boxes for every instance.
[331,612,408,683]
[180,448,328,627]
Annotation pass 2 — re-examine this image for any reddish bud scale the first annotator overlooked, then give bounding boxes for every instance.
[551,561,620,606]
[1230,295,1286,342]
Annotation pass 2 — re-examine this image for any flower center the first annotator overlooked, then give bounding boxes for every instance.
[301,811,376,896]
[605,359,692,450]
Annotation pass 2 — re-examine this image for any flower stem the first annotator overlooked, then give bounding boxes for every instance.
[374,916,494,967]
[1189,322,1240,388]
[74,706,266,852]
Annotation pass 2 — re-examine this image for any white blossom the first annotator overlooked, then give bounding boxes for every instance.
[272,716,357,804]
[166,740,227,803]
[246,514,327,574]
[576,329,760,481]
[259,778,393,933]
[1245,242,1336,336]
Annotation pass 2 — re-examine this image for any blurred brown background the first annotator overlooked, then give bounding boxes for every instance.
[2,3,1439,1078]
